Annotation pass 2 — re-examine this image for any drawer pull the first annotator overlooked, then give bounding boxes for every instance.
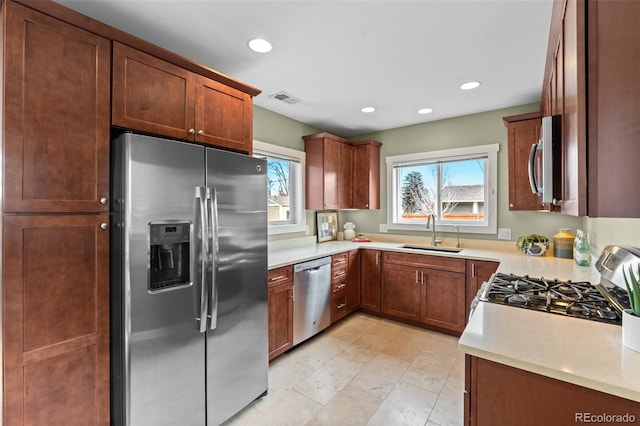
[335,271,346,277]
[269,275,286,281]
[337,303,346,309]
[336,283,346,290]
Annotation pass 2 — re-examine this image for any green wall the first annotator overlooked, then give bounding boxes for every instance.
[254,104,586,244]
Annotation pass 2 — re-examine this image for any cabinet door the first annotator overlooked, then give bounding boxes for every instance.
[268,281,293,361]
[352,142,381,209]
[112,42,197,141]
[360,250,381,312]
[3,215,110,425]
[4,2,110,213]
[506,118,544,210]
[465,260,499,322]
[339,143,353,208]
[322,138,342,210]
[421,269,466,334]
[346,250,361,313]
[195,76,253,154]
[381,263,421,321]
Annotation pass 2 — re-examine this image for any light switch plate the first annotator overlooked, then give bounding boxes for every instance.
[498,228,512,240]
[379,224,388,233]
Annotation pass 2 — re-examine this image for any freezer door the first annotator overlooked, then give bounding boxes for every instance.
[113,133,206,426]
[205,148,268,425]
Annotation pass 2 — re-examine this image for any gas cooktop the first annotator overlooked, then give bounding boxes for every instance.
[481,273,628,325]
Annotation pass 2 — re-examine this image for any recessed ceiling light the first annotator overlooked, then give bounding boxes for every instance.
[361,107,376,113]
[418,108,433,114]
[460,81,481,90]
[248,38,272,53]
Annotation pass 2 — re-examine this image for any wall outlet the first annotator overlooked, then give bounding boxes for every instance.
[498,228,512,240]
[379,224,388,233]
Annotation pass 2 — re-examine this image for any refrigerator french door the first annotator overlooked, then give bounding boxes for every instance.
[111,133,268,425]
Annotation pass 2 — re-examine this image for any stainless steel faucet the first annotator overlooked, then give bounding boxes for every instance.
[425,213,441,246]
[453,225,461,248]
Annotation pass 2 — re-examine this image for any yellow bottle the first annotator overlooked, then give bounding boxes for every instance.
[553,228,575,259]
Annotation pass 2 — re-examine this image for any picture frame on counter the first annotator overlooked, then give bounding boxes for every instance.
[316,210,338,243]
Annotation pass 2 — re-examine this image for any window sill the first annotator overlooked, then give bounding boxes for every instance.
[268,224,307,235]
[386,222,496,235]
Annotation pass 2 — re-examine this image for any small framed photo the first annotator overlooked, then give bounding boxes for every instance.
[316,210,338,243]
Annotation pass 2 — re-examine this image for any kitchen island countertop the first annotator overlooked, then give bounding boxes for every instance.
[268,236,640,403]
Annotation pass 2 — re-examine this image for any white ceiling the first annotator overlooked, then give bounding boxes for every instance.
[55,0,552,137]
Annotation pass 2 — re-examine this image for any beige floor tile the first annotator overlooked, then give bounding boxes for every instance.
[326,313,380,343]
[380,328,430,362]
[287,334,350,370]
[349,353,410,399]
[427,374,464,426]
[293,353,365,405]
[366,382,439,426]
[424,332,460,358]
[248,389,323,426]
[306,385,383,426]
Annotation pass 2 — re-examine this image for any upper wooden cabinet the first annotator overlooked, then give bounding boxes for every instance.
[3,1,110,213]
[503,113,545,211]
[352,140,382,209]
[303,132,382,210]
[541,0,640,217]
[112,42,253,154]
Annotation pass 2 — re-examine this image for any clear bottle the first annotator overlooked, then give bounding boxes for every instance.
[573,229,591,267]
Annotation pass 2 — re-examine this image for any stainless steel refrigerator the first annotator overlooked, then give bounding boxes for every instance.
[111,133,268,425]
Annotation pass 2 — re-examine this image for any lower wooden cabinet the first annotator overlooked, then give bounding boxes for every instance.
[382,258,466,334]
[465,356,640,426]
[346,250,361,313]
[267,266,293,361]
[360,250,382,312]
[465,260,499,322]
[3,214,110,425]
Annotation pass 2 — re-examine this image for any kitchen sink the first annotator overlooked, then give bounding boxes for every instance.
[400,245,462,253]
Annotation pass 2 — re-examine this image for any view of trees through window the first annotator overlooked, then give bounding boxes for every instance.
[397,158,486,223]
[266,157,292,222]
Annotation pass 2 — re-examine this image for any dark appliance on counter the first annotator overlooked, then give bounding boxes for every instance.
[478,245,633,325]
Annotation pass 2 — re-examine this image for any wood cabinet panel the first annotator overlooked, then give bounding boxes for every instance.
[196,76,253,152]
[3,214,109,425]
[421,269,466,333]
[3,1,110,213]
[330,290,348,323]
[381,263,421,321]
[352,141,382,209]
[112,42,195,140]
[465,260,499,323]
[268,281,293,361]
[383,251,465,273]
[503,115,544,211]
[360,249,382,312]
[113,42,253,154]
[304,133,382,210]
[268,265,293,288]
[346,250,361,313]
[467,357,640,426]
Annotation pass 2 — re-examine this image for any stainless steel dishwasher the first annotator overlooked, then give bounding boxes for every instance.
[293,256,332,345]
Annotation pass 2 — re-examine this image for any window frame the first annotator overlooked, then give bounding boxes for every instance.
[253,140,307,235]
[386,143,499,234]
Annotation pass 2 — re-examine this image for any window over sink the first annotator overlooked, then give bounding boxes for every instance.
[253,140,306,235]
[386,143,499,234]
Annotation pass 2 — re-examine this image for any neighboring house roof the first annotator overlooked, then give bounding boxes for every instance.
[268,195,290,207]
[442,185,484,202]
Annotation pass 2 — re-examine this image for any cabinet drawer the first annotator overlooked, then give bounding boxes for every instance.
[331,266,348,283]
[332,281,347,293]
[384,252,465,273]
[268,266,292,288]
[332,253,348,268]
[330,290,348,323]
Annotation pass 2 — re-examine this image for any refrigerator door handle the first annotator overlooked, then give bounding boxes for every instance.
[196,186,209,333]
[208,187,219,330]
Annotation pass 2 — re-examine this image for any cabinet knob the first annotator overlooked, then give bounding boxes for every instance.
[189,128,195,134]
[100,223,109,230]
[100,197,108,205]
[509,203,514,208]
[198,130,204,135]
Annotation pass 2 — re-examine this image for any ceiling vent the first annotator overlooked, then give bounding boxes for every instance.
[269,91,302,105]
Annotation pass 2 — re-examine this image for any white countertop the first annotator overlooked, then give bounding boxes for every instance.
[268,235,640,402]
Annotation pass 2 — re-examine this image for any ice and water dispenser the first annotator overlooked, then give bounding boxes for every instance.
[149,222,191,291]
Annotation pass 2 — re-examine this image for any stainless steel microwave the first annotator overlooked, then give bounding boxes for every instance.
[528,115,561,204]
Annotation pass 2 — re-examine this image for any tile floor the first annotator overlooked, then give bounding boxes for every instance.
[225,313,464,426]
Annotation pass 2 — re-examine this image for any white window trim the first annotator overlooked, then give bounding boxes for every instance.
[386,143,499,235]
[253,140,307,235]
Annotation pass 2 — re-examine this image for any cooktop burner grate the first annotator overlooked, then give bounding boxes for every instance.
[482,273,623,325]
